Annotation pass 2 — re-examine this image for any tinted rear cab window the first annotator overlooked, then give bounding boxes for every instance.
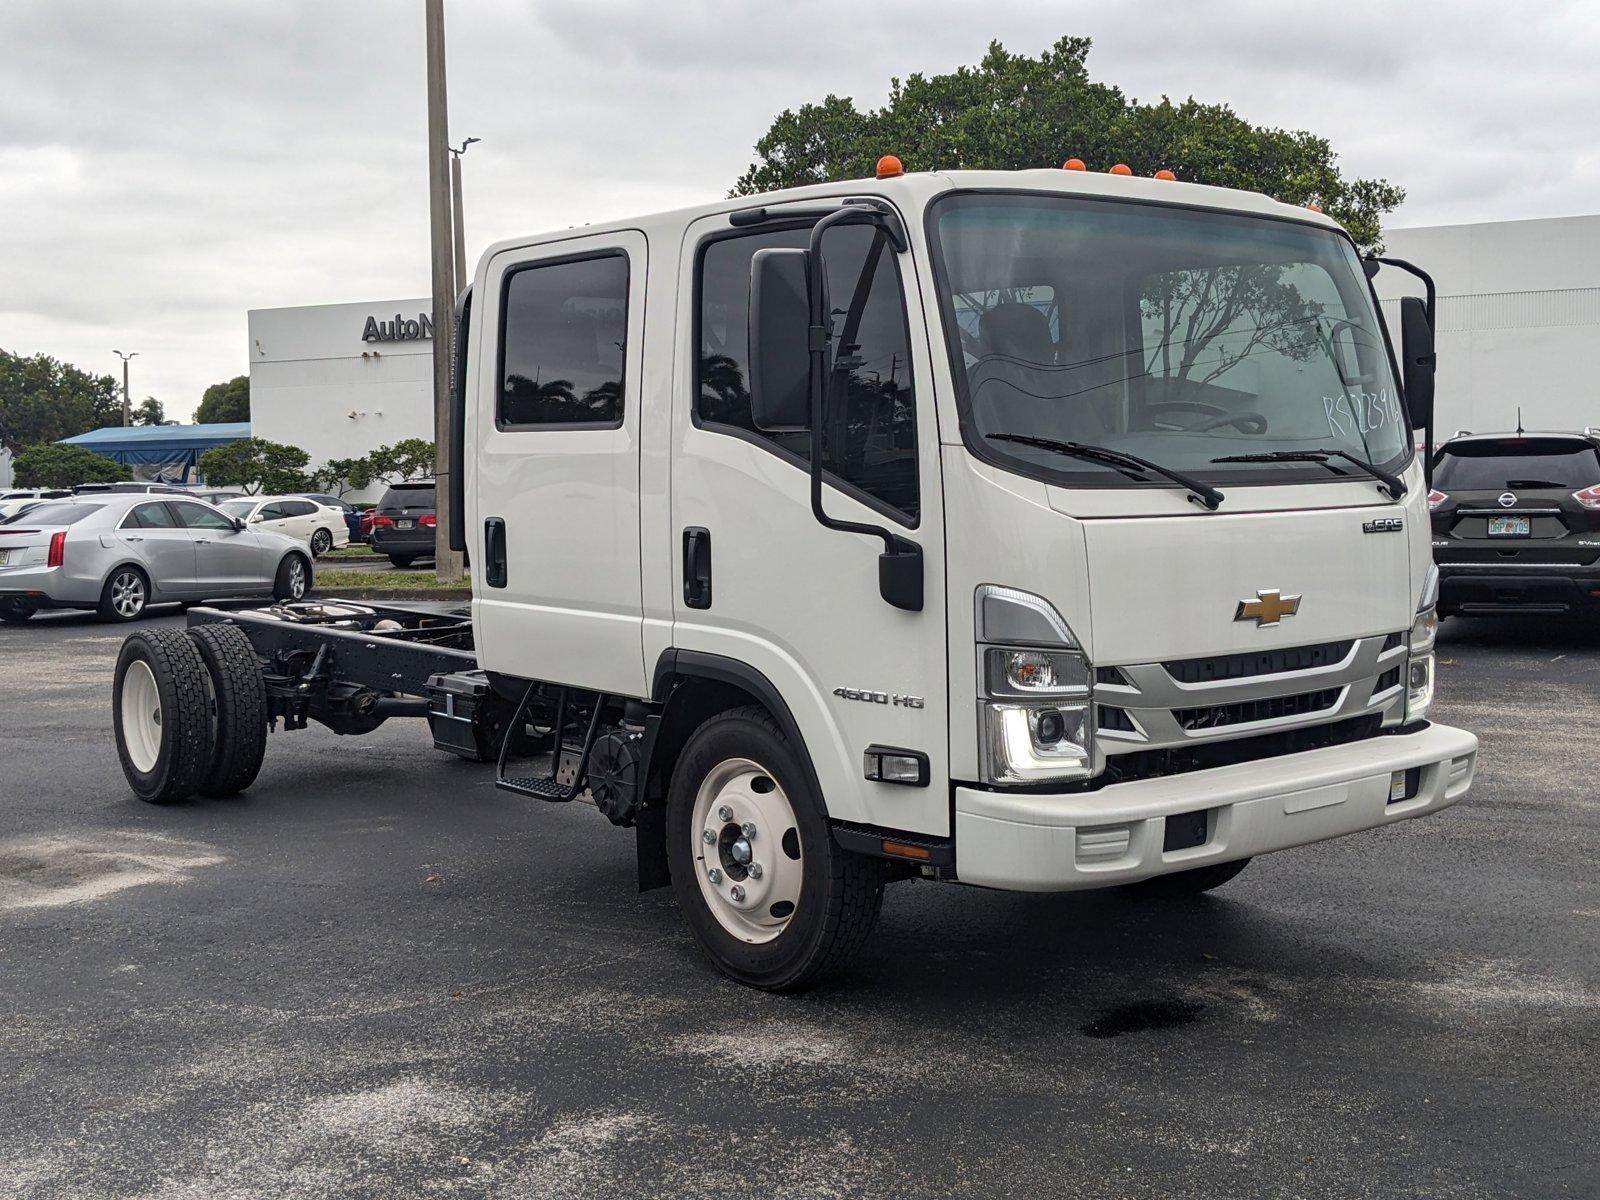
[1435,439,1600,490]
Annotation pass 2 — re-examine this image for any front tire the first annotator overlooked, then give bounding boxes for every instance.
[113,629,213,803]
[666,706,885,991]
[1124,857,1252,898]
[0,599,36,624]
[272,553,310,601]
[309,528,333,557]
[98,566,149,622]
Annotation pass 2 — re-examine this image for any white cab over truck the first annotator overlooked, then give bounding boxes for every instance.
[112,164,1477,990]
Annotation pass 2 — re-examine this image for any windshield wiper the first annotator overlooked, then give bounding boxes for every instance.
[1210,449,1405,501]
[989,433,1225,510]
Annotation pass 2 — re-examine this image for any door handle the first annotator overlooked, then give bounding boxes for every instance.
[123,535,144,543]
[484,517,507,588]
[683,527,712,609]
[195,538,213,545]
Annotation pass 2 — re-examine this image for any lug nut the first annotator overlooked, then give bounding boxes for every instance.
[748,862,763,879]
[707,867,723,884]
[741,822,757,840]
[730,884,746,902]
[717,805,733,822]
[701,829,715,845]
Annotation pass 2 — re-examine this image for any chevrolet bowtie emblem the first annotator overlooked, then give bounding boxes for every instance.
[1235,589,1301,626]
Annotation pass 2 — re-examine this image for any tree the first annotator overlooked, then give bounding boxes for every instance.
[0,349,123,456]
[196,438,309,494]
[133,397,165,426]
[13,443,131,488]
[196,375,250,425]
[305,455,376,498]
[368,437,436,484]
[734,37,1403,250]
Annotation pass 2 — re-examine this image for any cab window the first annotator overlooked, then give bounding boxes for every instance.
[695,222,919,522]
[498,252,629,428]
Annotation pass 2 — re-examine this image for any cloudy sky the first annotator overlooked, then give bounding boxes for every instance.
[2,0,1596,420]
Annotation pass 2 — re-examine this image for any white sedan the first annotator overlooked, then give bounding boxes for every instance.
[217,496,350,558]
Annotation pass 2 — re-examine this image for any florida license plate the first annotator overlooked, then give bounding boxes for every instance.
[396,519,414,530]
[1487,516,1530,537]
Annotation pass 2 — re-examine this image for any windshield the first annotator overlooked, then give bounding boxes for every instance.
[929,193,1411,488]
[218,500,256,518]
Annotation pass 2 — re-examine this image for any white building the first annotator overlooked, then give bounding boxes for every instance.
[247,298,437,500]
[1375,213,1600,437]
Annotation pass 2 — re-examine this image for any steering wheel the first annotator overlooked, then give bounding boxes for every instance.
[1145,401,1269,435]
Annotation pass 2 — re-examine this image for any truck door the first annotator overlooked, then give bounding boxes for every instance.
[471,230,649,697]
[667,211,950,836]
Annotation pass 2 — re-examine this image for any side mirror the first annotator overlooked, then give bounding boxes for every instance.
[748,247,813,432]
[1398,295,1435,431]
[233,518,247,532]
[249,513,264,523]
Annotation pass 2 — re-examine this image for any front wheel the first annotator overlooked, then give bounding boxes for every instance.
[98,566,149,622]
[666,706,885,991]
[0,599,36,624]
[272,553,310,601]
[309,528,333,557]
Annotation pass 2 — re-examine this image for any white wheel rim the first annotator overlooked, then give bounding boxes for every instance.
[691,756,804,944]
[111,571,144,617]
[288,559,306,597]
[121,658,162,774]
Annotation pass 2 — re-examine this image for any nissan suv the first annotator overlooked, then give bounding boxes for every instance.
[1429,430,1600,615]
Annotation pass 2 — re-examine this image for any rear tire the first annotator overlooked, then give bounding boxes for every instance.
[0,599,36,624]
[188,623,268,797]
[388,555,415,569]
[98,566,149,622]
[666,705,885,991]
[113,629,213,803]
[1124,857,1252,898]
[272,553,310,601]
[309,528,333,557]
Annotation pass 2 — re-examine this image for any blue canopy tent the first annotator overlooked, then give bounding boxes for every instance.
[57,423,251,484]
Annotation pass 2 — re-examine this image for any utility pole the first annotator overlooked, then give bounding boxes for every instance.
[449,136,480,295]
[425,0,464,582]
[112,350,137,427]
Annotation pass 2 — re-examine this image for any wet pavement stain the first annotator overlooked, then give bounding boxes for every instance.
[1080,999,1204,1039]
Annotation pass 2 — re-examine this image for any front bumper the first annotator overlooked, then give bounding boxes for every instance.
[954,722,1477,891]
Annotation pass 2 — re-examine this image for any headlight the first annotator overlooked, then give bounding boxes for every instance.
[975,585,1095,785]
[1406,566,1438,721]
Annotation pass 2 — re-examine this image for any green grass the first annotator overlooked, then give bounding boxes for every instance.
[312,569,470,591]
[319,545,383,560]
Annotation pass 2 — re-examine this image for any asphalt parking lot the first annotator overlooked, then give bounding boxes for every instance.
[1,609,1595,1199]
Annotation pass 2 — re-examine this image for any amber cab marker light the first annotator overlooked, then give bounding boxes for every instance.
[1062,157,1087,171]
[881,840,932,862]
[1108,162,1133,175]
[1154,168,1177,181]
[876,154,904,179]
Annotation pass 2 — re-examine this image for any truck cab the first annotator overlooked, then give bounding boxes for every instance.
[447,164,1477,988]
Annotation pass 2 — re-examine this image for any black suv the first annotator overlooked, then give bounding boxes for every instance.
[1429,431,1600,615]
[369,480,437,567]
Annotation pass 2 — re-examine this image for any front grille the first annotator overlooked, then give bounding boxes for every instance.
[1174,688,1340,731]
[1162,640,1353,684]
[1089,715,1384,790]
[1376,666,1401,692]
[1096,666,1130,686]
[1098,705,1136,732]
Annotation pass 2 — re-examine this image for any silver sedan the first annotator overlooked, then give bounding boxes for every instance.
[0,495,313,623]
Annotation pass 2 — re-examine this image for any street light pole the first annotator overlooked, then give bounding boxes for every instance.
[425,0,464,582]
[449,136,480,296]
[112,350,138,427]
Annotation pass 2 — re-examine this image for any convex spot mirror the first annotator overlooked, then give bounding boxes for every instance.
[1399,295,1435,431]
[748,247,813,432]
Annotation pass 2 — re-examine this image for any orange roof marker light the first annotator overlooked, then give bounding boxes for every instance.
[876,154,904,179]
[1108,163,1133,175]
[1062,158,1087,171]
[1154,168,1177,181]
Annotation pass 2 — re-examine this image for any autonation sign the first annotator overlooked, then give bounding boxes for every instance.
[362,312,434,343]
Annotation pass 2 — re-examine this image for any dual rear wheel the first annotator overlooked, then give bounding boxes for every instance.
[113,624,268,803]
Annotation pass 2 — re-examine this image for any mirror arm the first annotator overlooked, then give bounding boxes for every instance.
[804,207,923,612]
[1370,254,1439,487]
